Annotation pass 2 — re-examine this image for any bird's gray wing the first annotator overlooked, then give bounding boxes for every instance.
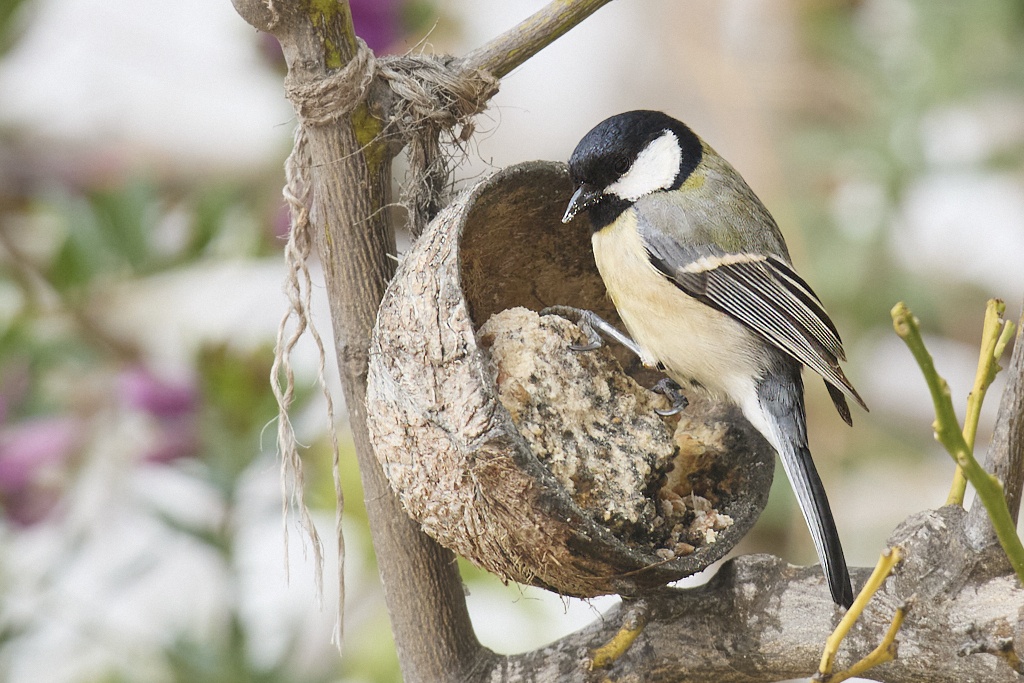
[639,223,867,422]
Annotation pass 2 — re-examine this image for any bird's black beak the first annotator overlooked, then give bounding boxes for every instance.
[562,184,602,223]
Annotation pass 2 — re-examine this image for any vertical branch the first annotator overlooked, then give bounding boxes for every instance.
[305,127,484,678]
[232,1,483,680]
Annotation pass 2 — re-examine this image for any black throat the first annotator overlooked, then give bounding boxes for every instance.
[586,195,633,232]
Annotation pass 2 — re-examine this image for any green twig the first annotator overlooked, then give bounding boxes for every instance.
[947,300,1016,505]
[892,301,1024,584]
[815,547,905,682]
[589,600,650,671]
[833,604,908,683]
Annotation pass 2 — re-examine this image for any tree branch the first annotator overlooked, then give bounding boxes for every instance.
[460,0,613,77]
[892,302,1024,583]
[480,507,1024,683]
[232,2,484,681]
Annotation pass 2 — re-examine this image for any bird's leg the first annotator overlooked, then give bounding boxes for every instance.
[651,377,688,416]
[540,305,643,356]
[541,306,688,416]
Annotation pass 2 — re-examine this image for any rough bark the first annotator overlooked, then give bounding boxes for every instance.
[491,508,1024,683]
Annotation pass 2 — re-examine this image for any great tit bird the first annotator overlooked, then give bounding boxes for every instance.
[562,110,867,608]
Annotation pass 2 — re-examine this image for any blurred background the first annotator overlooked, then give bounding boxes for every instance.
[0,0,1022,681]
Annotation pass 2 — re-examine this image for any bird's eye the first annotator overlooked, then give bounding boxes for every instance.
[613,157,631,175]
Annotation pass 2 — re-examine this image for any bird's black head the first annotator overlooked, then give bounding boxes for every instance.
[563,110,703,230]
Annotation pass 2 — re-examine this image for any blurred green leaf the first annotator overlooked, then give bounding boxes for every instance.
[340,612,402,683]
[198,344,281,439]
[47,193,123,292]
[194,344,283,492]
[0,0,30,55]
[185,187,244,261]
[87,180,159,271]
[301,433,364,516]
[0,314,99,418]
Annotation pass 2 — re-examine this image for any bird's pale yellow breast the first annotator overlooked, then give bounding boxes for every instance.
[591,210,764,402]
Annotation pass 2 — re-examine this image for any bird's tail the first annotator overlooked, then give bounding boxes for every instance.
[750,373,854,608]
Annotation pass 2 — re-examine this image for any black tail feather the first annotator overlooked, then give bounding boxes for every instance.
[785,442,854,608]
[757,368,854,608]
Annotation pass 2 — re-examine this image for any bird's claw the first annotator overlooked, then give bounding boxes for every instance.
[540,305,605,351]
[570,339,603,352]
[652,378,688,416]
[542,307,687,417]
[541,305,648,359]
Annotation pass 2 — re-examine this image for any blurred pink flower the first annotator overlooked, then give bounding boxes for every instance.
[0,416,82,525]
[351,0,402,53]
[118,367,201,463]
[118,367,198,419]
[144,414,201,464]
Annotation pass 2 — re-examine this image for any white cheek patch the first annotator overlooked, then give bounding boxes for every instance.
[605,130,682,201]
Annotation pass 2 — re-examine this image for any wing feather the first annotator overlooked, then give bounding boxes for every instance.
[641,228,867,416]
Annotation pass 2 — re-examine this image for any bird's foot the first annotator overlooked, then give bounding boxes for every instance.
[541,305,604,351]
[652,377,688,416]
[541,306,686,418]
[540,305,643,356]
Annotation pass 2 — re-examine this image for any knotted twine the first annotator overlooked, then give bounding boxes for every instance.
[270,37,498,647]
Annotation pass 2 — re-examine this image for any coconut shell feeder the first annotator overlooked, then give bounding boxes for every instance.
[366,161,775,599]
